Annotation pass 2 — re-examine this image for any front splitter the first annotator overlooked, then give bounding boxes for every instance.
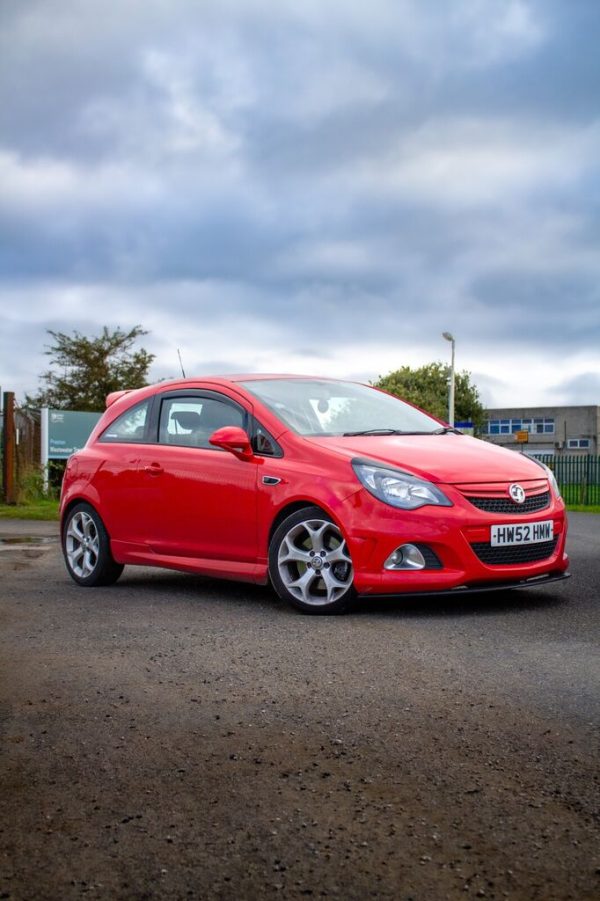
[359,570,571,600]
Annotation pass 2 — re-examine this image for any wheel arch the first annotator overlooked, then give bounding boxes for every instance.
[60,496,99,536]
[268,500,331,546]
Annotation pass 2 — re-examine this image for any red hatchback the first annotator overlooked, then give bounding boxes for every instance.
[60,375,569,613]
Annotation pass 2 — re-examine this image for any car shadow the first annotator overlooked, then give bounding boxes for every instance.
[351,584,570,619]
[116,568,284,609]
[114,567,571,620]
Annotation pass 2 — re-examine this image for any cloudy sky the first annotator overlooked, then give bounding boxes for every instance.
[1,0,599,409]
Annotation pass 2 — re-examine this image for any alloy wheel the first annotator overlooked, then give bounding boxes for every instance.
[65,510,100,579]
[276,518,353,607]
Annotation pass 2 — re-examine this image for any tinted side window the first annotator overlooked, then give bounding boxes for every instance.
[99,400,151,443]
[159,397,244,449]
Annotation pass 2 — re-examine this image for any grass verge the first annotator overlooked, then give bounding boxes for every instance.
[0,499,60,520]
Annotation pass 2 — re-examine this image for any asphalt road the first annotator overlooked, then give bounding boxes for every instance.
[0,514,598,900]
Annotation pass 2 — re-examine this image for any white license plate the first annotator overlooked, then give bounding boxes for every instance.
[490,520,554,547]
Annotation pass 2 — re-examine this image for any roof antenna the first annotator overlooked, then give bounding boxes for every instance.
[177,348,186,378]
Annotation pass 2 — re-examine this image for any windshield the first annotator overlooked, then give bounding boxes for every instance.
[241,378,443,436]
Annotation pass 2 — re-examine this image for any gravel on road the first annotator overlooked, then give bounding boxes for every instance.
[1,515,598,900]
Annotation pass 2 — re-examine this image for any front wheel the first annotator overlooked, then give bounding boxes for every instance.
[62,503,124,587]
[269,506,354,614]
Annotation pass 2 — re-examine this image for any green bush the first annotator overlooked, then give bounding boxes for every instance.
[16,462,63,503]
[16,465,47,503]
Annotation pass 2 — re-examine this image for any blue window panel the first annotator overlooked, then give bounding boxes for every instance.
[544,422,554,433]
[489,424,500,434]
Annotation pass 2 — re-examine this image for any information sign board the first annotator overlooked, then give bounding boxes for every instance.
[44,409,102,460]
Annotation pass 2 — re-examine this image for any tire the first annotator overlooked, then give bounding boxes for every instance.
[269,506,354,614]
[62,502,124,587]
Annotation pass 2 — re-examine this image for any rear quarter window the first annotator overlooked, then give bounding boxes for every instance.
[99,400,151,443]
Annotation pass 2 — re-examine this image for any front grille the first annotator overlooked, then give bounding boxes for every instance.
[467,492,550,515]
[471,538,558,566]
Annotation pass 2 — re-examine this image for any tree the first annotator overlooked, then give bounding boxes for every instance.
[375,362,485,431]
[26,326,155,411]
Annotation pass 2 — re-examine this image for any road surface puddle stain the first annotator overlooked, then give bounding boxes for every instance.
[0,536,58,553]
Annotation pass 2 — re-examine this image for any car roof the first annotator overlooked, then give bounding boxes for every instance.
[133,373,354,391]
[214,374,351,383]
[104,374,357,409]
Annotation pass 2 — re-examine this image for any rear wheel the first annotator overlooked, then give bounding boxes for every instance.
[269,506,354,614]
[62,503,124,587]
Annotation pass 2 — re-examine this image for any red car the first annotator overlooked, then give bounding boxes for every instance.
[60,375,569,614]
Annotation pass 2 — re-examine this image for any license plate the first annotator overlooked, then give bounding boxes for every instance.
[490,520,553,547]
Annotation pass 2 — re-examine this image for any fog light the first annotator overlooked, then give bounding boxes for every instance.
[384,544,427,571]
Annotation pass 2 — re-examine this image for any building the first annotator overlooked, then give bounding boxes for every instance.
[483,406,599,457]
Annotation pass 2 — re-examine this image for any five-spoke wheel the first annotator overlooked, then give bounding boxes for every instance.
[269,506,354,613]
[62,503,124,587]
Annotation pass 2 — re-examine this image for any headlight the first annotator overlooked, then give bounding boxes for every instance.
[528,456,562,500]
[540,461,561,499]
[352,461,452,510]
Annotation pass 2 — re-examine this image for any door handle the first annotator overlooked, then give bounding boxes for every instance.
[144,463,164,476]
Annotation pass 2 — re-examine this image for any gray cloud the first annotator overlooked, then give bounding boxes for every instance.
[551,372,600,406]
[1,0,599,406]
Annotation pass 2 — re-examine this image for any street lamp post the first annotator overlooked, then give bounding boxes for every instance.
[442,332,455,427]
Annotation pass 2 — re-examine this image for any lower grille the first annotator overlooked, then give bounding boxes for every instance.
[467,492,550,514]
[471,538,558,566]
[415,544,443,569]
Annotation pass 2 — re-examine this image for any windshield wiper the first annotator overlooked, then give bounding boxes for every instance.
[342,428,405,436]
[342,427,462,436]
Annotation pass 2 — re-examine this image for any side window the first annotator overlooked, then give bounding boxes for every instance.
[252,421,283,457]
[160,399,204,446]
[100,400,151,443]
[159,396,244,449]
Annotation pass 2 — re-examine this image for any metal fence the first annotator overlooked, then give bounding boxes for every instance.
[537,454,600,506]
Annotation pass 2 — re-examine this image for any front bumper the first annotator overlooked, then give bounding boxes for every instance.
[341,486,569,596]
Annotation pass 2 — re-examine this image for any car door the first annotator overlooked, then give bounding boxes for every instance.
[137,390,259,562]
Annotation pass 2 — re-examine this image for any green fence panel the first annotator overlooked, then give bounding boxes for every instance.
[538,455,600,506]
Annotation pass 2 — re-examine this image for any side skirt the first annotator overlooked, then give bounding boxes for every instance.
[111,540,270,585]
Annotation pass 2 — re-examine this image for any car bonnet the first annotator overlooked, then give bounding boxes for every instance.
[305,433,546,485]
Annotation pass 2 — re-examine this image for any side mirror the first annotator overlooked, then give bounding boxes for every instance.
[209,426,254,461]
